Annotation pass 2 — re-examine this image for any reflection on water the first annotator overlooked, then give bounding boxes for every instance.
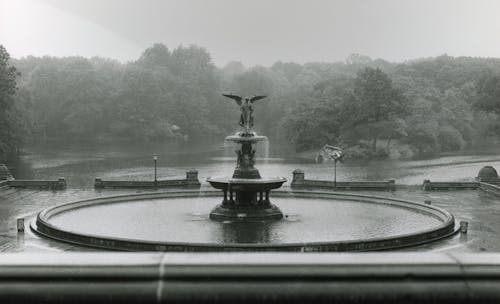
[5,141,500,188]
[49,197,443,244]
[221,221,274,244]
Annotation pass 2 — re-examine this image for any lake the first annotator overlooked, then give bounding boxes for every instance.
[5,140,500,189]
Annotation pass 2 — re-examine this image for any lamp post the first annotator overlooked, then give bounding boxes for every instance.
[317,145,343,190]
[334,158,337,188]
[332,150,343,189]
[153,155,158,187]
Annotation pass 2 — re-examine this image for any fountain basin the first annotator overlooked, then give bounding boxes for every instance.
[225,132,267,143]
[32,190,457,252]
[207,176,287,220]
[207,176,286,192]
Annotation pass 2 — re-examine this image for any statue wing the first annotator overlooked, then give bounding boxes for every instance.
[249,95,267,103]
[222,93,242,106]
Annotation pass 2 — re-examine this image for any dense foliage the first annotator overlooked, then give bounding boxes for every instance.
[0,45,24,158]
[282,55,500,158]
[2,44,500,160]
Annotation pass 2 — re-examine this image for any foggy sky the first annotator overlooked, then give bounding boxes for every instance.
[1,0,500,66]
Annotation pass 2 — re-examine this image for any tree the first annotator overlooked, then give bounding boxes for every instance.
[0,45,21,158]
[475,74,500,115]
[135,43,171,69]
[345,67,407,152]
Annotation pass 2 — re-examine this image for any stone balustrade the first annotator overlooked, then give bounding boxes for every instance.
[291,169,396,191]
[0,180,9,189]
[476,177,500,186]
[479,182,500,197]
[8,178,67,190]
[422,180,479,191]
[94,170,200,189]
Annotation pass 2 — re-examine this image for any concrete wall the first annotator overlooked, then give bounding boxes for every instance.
[477,177,500,186]
[479,182,500,197]
[8,178,66,190]
[94,170,200,189]
[0,180,9,189]
[0,252,499,303]
[291,169,396,191]
[423,180,479,190]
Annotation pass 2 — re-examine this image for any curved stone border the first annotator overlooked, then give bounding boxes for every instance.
[480,182,500,197]
[32,190,457,252]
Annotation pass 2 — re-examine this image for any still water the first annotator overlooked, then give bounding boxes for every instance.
[49,197,442,244]
[6,141,500,189]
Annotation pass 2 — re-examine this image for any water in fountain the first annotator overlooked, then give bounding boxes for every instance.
[259,138,270,164]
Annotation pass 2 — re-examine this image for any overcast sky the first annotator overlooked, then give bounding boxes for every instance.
[1,0,500,66]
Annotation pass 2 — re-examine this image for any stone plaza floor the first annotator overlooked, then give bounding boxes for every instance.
[0,186,499,253]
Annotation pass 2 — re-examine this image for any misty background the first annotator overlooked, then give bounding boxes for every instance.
[2,0,500,65]
[1,0,500,161]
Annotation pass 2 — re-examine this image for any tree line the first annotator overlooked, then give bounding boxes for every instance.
[1,44,500,159]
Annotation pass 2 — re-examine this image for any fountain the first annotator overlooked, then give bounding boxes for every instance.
[30,93,458,252]
[207,94,286,221]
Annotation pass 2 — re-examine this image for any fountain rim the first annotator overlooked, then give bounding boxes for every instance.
[225,132,268,143]
[206,176,287,184]
[32,190,457,252]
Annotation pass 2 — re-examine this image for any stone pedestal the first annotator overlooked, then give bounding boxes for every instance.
[292,169,305,183]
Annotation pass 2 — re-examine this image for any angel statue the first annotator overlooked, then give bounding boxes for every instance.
[222,93,267,133]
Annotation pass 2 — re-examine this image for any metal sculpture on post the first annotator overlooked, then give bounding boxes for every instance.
[153,155,158,187]
[316,145,344,188]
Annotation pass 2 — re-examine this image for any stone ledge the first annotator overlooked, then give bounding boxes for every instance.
[94,170,201,189]
[291,179,396,191]
[0,252,499,303]
[479,182,500,197]
[291,169,396,191]
[8,178,67,190]
[422,180,479,190]
[0,180,9,189]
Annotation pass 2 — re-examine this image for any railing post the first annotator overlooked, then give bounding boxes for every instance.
[423,179,431,191]
[186,170,200,188]
[460,221,469,234]
[292,169,305,183]
[186,170,198,182]
[94,178,104,189]
[57,177,67,190]
[388,179,396,191]
[17,218,24,233]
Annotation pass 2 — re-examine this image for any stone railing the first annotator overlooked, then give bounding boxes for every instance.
[479,182,500,197]
[291,169,396,191]
[8,178,67,190]
[422,180,479,191]
[476,177,500,186]
[0,180,9,189]
[94,170,201,189]
[0,163,13,180]
[0,252,499,303]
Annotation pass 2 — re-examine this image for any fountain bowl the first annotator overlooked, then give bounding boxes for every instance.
[207,176,287,192]
[225,132,268,143]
